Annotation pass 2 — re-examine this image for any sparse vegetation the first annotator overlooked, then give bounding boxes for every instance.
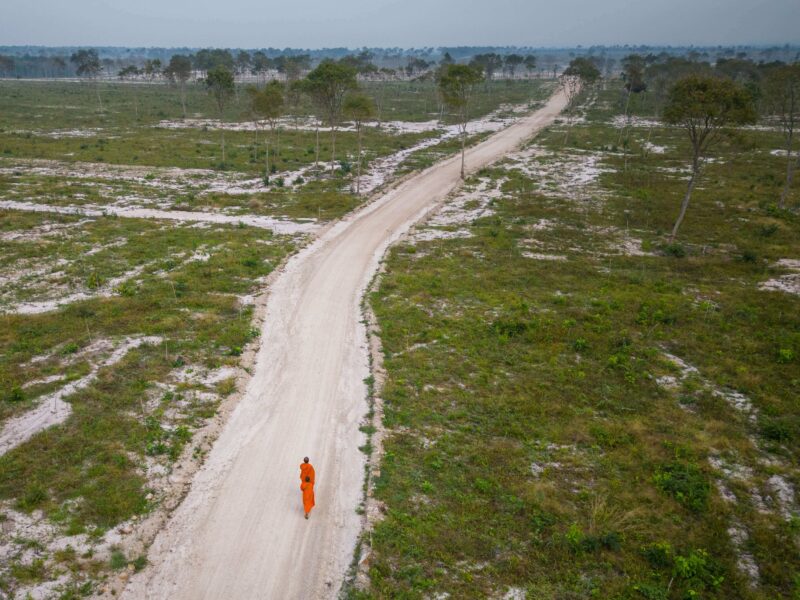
[362,79,799,598]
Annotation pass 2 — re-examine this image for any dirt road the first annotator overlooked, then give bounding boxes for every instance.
[122,89,568,600]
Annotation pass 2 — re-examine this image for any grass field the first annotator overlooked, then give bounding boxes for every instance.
[0,78,551,597]
[359,83,799,598]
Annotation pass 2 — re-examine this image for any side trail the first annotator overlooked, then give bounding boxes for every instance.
[122,89,569,599]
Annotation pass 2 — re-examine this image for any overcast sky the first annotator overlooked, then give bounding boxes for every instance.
[1,0,797,48]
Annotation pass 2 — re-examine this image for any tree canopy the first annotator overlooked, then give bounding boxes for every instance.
[70,49,102,78]
[563,57,601,85]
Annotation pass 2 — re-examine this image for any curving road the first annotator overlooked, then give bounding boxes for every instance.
[122,88,568,600]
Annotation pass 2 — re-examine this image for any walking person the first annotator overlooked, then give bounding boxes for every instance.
[300,456,315,485]
[301,476,315,519]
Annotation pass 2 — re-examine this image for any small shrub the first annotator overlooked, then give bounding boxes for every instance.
[758,223,779,237]
[739,249,757,263]
[661,243,686,258]
[62,342,79,355]
[759,417,793,442]
[132,555,147,572]
[17,483,48,511]
[109,548,127,570]
[573,338,588,351]
[642,541,673,568]
[4,386,25,403]
[86,271,104,289]
[652,462,710,512]
[491,318,530,338]
[241,256,259,268]
[777,348,795,364]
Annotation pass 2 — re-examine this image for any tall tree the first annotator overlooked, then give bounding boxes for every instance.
[663,75,756,240]
[118,65,142,118]
[205,66,235,166]
[524,55,537,78]
[619,54,648,146]
[276,55,311,83]
[470,53,503,84]
[343,92,376,194]
[235,51,252,77]
[304,60,358,172]
[70,49,104,110]
[247,81,285,181]
[504,54,524,80]
[143,59,162,81]
[562,57,601,144]
[164,54,193,118]
[251,51,272,83]
[438,63,484,179]
[762,63,800,208]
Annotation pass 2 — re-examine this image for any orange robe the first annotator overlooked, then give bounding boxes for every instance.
[301,481,315,514]
[300,462,316,485]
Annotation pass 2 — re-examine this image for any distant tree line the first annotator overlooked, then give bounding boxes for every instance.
[2,44,798,79]
[556,50,800,236]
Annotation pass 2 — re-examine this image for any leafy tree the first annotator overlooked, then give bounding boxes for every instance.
[0,55,14,76]
[619,54,648,147]
[404,57,431,78]
[70,49,102,78]
[164,55,193,118]
[563,57,601,86]
[118,65,140,79]
[504,54,525,79]
[762,63,800,208]
[663,75,757,240]
[438,63,484,178]
[343,92,376,194]
[143,59,162,81]
[524,55,537,78]
[205,66,235,165]
[561,57,602,144]
[247,81,285,180]
[469,53,503,83]
[194,49,234,75]
[622,54,647,93]
[235,51,252,76]
[440,52,455,66]
[251,51,273,82]
[70,49,104,110]
[118,65,142,117]
[304,60,358,172]
[340,52,378,76]
[276,55,311,83]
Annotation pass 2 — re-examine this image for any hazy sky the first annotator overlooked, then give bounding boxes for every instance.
[2,0,798,48]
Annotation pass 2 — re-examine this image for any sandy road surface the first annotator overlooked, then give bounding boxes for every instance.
[122,89,568,600]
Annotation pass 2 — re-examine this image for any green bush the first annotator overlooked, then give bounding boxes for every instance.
[3,386,25,403]
[652,462,710,512]
[661,243,686,258]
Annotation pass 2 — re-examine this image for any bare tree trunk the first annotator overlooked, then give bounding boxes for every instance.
[460,124,466,179]
[779,134,795,209]
[95,80,104,111]
[265,139,270,180]
[180,84,187,119]
[221,130,226,165]
[314,124,320,170]
[670,159,700,241]
[356,123,362,194]
[330,126,337,173]
[618,90,631,145]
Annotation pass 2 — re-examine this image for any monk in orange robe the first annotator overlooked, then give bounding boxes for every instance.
[301,476,315,519]
[300,457,315,485]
